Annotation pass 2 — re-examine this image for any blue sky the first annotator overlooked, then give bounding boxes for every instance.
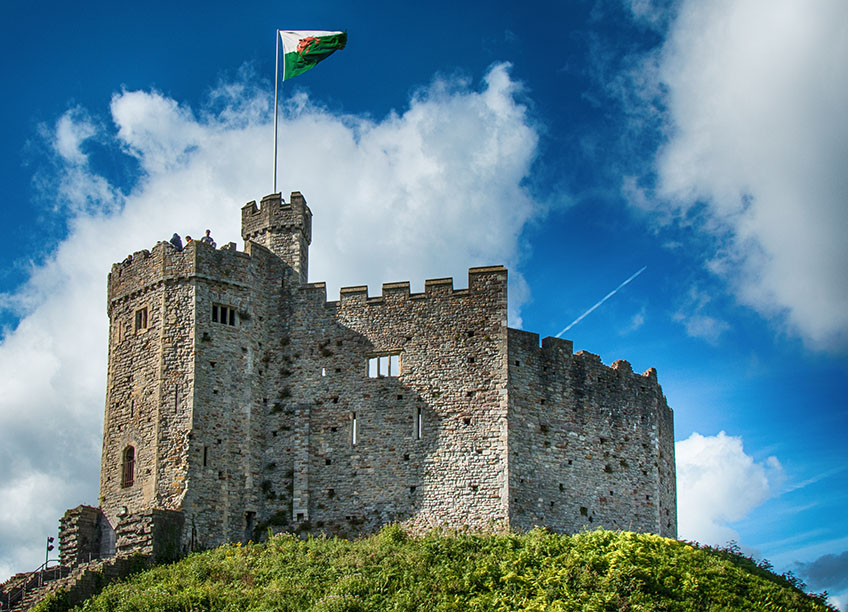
[1,0,846,606]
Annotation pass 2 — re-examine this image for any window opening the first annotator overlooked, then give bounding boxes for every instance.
[351,412,357,445]
[212,304,237,326]
[415,406,422,440]
[203,446,208,467]
[121,446,135,488]
[134,307,148,332]
[244,511,256,543]
[368,353,400,378]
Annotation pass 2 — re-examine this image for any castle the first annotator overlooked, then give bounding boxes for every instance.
[62,191,676,565]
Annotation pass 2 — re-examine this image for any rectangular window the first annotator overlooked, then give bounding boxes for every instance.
[134,307,148,332]
[367,353,400,378]
[351,412,358,446]
[415,406,422,440]
[212,304,237,326]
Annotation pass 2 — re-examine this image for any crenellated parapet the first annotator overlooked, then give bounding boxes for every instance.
[107,240,254,310]
[328,266,507,308]
[508,330,661,389]
[241,191,312,244]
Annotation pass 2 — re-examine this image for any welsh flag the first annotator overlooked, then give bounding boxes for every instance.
[280,30,347,80]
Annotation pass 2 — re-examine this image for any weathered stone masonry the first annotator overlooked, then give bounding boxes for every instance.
[72,190,676,562]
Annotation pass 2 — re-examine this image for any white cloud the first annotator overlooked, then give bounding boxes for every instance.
[676,431,784,546]
[0,63,541,579]
[631,0,848,351]
[622,307,646,334]
[54,108,97,165]
[672,285,729,344]
[830,592,847,612]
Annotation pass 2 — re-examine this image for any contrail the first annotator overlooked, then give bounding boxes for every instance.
[555,266,647,338]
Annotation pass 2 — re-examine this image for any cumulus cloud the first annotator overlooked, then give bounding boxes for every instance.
[0,63,541,579]
[628,0,848,351]
[676,431,784,546]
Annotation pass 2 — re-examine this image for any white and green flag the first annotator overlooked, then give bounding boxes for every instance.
[279,30,347,80]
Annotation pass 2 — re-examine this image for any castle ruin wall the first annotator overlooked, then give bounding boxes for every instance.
[506,329,677,537]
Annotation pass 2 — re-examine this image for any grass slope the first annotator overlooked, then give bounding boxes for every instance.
[37,527,834,612]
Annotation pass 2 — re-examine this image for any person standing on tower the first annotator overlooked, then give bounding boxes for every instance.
[201,229,216,249]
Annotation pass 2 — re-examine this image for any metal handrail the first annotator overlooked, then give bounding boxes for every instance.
[1,559,62,611]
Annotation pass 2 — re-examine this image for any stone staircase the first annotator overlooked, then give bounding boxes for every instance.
[1,555,147,611]
[1,563,68,611]
[2,506,185,611]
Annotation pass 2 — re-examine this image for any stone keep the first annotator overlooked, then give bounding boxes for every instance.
[98,191,676,554]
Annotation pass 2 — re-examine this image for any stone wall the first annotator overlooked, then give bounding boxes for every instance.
[100,241,198,530]
[272,266,511,537]
[506,330,677,537]
[59,506,107,567]
[116,509,184,562]
[181,242,290,550]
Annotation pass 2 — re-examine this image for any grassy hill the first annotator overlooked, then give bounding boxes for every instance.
[35,527,834,611]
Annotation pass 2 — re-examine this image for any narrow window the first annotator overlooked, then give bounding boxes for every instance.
[129,398,134,418]
[121,446,135,487]
[244,511,256,543]
[134,307,148,331]
[203,446,208,466]
[212,305,219,323]
[351,412,357,446]
[415,406,422,440]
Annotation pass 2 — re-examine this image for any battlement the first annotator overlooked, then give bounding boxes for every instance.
[323,266,508,307]
[107,239,253,307]
[507,328,661,385]
[241,192,312,244]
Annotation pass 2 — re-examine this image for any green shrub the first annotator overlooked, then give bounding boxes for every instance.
[54,529,835,612]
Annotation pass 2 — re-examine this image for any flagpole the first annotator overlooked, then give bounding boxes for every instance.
[273,29,280,194]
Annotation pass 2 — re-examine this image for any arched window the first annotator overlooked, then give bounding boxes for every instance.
[121,446,135,488]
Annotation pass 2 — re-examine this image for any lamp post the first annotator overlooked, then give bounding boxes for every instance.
[40,536,55,586]
[45,536,54,567]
